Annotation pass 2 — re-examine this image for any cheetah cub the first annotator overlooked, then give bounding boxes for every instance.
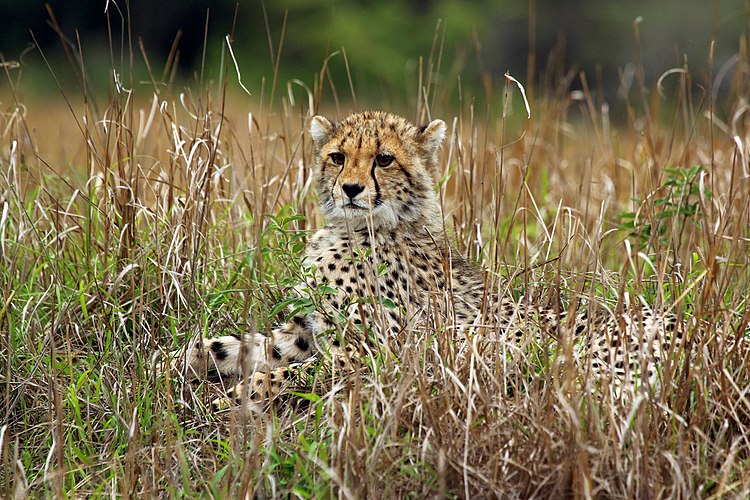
[174,111,681,409]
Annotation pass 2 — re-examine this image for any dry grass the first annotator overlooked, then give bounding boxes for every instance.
[1,20,750,499]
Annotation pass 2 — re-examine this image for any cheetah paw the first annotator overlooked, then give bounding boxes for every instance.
[211,369,288,410]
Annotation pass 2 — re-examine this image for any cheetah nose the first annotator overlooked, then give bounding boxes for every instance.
[341,183,364,200]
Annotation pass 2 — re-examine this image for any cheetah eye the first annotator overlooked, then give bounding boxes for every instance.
[374,154,394,168]
[329,152,345,166]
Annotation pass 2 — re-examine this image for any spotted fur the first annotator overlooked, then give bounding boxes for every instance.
[172,111,683,410]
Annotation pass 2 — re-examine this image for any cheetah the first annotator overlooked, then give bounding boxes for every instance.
[172,111,683,409]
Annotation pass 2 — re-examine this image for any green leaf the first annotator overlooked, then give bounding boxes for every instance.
[380,297,397,309]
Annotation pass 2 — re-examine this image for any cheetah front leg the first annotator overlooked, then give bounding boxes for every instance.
[171,313,358,409]
[211,360,316,410]
[175,316,315,378]
[167,315,316,407]
[212,341,360,410]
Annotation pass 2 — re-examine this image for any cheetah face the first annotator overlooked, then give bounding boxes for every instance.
[310,111,446,229]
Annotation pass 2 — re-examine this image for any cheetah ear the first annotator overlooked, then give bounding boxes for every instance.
[418,119,446,156]
[310,115,335,149]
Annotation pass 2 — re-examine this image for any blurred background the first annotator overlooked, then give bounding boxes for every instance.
[0,0,745,107]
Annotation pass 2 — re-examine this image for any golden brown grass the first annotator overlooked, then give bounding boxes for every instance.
[1,25,750,498]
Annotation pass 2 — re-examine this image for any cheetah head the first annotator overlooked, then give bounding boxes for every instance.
[310,111,446,230]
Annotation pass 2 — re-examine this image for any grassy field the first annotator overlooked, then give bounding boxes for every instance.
[2,31,750,498]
